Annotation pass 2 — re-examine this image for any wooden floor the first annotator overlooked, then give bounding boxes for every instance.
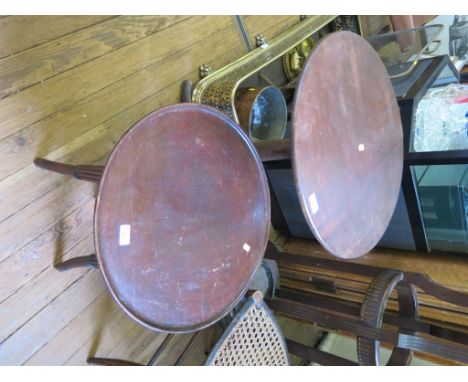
[0,15,303,366]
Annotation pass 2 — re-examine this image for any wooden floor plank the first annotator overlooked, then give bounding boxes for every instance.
[105,327,166,366]
[0,177,96,263]
[0,198,94,304]
[0,269,105,365]
[0,235,92,346]
[243,15,300,48]
[101,41,248,145]
[177,327,219,366]
[0,16,238,143]
[153,333,199,366]
[63,304,146,365]
[0,17,243,182]
[0,16,188,99]
[0,124,113,224]
[0,16,115,58]
[23,290,127,365]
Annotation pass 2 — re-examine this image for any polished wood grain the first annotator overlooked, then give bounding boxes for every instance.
[95,104,270,332]
[243,16,300,48]
[0,16,239,172]
[0,16,114,58]
[0,16,188,99]
[292,32,403,259]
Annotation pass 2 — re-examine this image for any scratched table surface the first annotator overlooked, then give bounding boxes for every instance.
[291,31,403,259]
[95,104,270,332]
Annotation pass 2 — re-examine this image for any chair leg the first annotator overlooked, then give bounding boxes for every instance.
[180,79,192,103]
[88,334,175,367]
[146,334,174,366]
[174,332,201,366]
[34,158,104,183]
[87,357,143,366]
[54,254,98,271]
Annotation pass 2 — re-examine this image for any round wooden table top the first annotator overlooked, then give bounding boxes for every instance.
[95,104,270,332]
[291,31,403,259]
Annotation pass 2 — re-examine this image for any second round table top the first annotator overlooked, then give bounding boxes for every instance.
[292,31,403,259]
[95,104,270,332]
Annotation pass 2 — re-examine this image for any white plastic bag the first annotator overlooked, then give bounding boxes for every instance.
[413,84,468,152]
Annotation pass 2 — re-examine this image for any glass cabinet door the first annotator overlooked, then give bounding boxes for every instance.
[404,54,468,253]
[368,16,468,254]
[413,164,468,253]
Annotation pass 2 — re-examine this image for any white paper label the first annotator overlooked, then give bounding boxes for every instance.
[309,193,319,215]
[119,224,131,246]
[243,243,251,253]
[358,144,365,152]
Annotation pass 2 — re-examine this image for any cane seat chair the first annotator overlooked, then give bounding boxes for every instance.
[88,291,290,366]
[204,291,290,366]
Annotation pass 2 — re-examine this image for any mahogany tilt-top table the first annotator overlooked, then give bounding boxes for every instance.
[256,31,403,259]
[36,103,271,333]
[292,31,403,258]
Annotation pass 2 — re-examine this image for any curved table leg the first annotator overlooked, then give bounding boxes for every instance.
[87,357,142,366]
[34,158,104,183]
[180,80,192,103]
[54,254,98,271]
